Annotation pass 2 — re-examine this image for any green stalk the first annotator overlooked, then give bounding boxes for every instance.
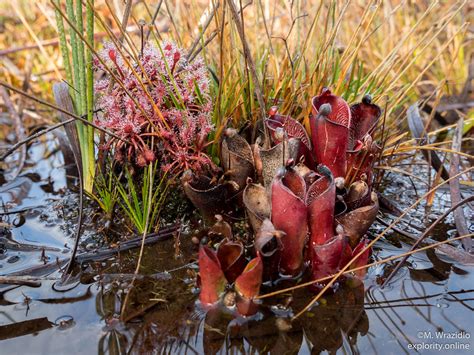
[75,0,90,192]
[65,0,80,111]
[85,0,95,193]
[75,0,86,115]
[65,0,85,170]
[53,1,73,86]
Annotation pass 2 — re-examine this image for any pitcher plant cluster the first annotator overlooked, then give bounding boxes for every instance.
[189,89,382,316]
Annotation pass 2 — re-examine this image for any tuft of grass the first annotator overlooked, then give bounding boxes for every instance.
[53,0,96,193]
[116,162,169,235]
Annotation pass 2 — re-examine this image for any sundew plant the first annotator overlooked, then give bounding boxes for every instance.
[94,41,215,174]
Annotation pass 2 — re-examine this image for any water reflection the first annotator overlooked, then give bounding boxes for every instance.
[87,271,369,354]
[198,279,368,354]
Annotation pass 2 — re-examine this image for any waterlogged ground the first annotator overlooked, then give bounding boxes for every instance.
[0,134,473,354]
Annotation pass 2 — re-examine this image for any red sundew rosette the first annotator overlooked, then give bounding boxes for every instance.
[346,95,382,185]
[235,255,263,316]
[198,246,228,305]
[306,165,336,246]
[310,88,351,178]
[271,168,308,277]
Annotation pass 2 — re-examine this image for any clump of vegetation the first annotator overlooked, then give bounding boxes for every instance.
[94,41,215,173]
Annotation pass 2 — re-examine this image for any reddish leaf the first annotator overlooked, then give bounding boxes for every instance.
[350,238,371,278]
[235,294,260,317]
[306,167,336,246]
[266,113,312,150]
[217,240,246,283]
[348,95,381,150]
[199,246,228,305]
[344,180,371,211]
[346,135,380,186]
[266,110,315,168]
[336,192,379,247]
[310,88,351,177]
[235,255,263,299]
[182,173,236,223]
[271,169,308,276]
[208,215,233,239]
[310,235,347,286]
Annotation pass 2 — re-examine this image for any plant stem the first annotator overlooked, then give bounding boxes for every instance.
[85,0,95,193]
[54,0,73,85]
[65,0,86,183]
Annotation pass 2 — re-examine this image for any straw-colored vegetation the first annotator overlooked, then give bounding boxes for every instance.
[1,0,472,159]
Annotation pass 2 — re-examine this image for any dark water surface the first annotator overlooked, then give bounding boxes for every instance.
[0,134,473,354]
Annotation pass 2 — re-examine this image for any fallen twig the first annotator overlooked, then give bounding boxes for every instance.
[0,318,54,341]
[0,226,178,287]
[0,237,62,253]
[0,276,42,287]
[5,258,69,278]
[75,224,178,264]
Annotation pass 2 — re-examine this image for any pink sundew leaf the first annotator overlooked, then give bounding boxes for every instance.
[310,88,351,178]
[199,246,228,305]
[94,40,214,174]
